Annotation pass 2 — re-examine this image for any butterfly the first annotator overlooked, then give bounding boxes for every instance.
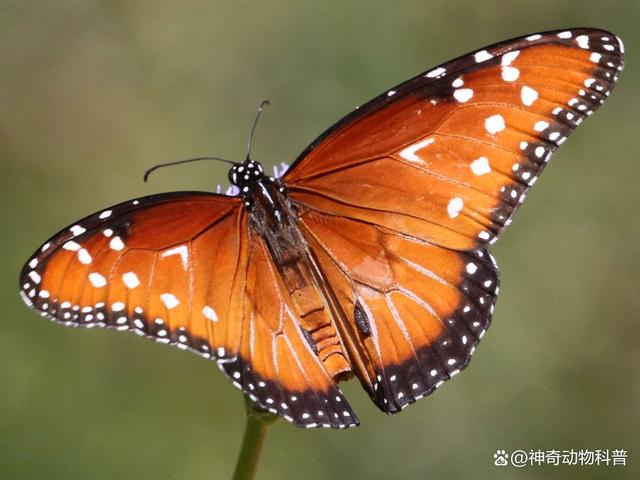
[19,29,623,429]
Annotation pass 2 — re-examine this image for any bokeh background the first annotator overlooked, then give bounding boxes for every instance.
[1,1,638,479]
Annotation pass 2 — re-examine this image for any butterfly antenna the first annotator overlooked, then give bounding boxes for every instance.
[246,99,270,161]
[143,156,236,182]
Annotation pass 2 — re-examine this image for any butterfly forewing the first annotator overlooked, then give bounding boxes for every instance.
[286,28,624,249]
[20,192,243,353]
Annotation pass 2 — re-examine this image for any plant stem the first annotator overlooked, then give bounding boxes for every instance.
[232,398,279,480]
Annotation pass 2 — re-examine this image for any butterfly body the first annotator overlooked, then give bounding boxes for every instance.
[232,160,355,381]
[19,28,624,428]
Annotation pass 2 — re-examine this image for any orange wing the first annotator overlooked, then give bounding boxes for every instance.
[283,29,623,411]
[300,209,498,412]
[19,192,242,353]
[285,29,624,250]
[19,192,357,428]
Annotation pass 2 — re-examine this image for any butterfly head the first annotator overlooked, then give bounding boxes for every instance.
[228,160,264,189]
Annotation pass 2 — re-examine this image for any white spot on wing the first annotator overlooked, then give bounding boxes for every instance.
[109,236,125,251]
[501,50,520,66]
[484,114,505,134]
[399,138,435,163]
[89,272,107,287]
[70,225,86,236]
[576,35,589,49]
[521,86,538,106]
[534,120,549,132]
[203,305,218,322]
[161,245,189,270]
[474,50,493,62]
[470,156,491,176]
[160,293,180,309]
[447,197,464,219]
[77,248,92,264]
[501,66,519,82]
[425,67,446,78]
[99,210,112,219]
[453,88,473,103]
[63,241,81,251]
[112,301,125,311]
[122,272,140,289]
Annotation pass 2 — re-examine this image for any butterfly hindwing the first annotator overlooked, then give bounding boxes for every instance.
[300,209,498,412]
[219,229,358,428]
[285,28,624,250]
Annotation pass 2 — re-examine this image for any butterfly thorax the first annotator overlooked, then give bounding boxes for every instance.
[229,160,353,381]
[239,165,301,265]
[228,161,295,246]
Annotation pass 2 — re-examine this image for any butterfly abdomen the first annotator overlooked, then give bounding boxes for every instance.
[247,175,353,381]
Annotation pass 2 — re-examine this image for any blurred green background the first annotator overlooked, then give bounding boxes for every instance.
[1,1,638,479]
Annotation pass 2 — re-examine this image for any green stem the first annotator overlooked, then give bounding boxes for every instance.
[232,398,279,480]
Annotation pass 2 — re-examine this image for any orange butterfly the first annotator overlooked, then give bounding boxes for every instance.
[19,29,624,428]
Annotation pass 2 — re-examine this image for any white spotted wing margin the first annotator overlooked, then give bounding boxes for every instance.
[348,248,501,415]
[19,190,358,429]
